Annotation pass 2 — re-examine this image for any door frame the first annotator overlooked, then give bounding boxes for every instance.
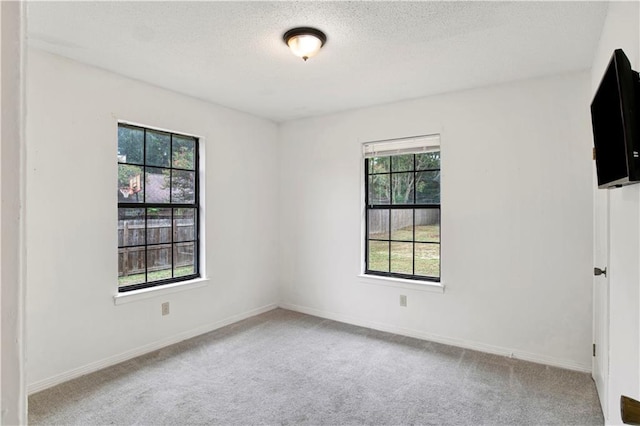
[592,183,609,420]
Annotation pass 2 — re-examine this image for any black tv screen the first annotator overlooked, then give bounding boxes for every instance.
[591,49,640,188]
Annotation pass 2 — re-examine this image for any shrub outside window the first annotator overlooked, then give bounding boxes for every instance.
[117,123,200,292]
[364,135,440,282]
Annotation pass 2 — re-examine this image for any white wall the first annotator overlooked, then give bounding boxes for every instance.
[1,2,26,424]
[278,71,594,370]
[26,49,280,390]
[590,2,640,424]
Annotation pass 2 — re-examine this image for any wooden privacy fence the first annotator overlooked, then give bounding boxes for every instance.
[369,209,439,234]
[118,220,195,277]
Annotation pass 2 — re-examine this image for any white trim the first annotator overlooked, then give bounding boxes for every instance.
[360,132,443,283]
[197,138,207,280]
[278,302,591,373]
[357,274,444,293]
[113,277,210,305]
[362,134,440,157]
[27,303,278,394]
[18,2,28,417]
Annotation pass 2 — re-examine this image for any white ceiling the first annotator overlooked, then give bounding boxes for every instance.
[27,1,608,123]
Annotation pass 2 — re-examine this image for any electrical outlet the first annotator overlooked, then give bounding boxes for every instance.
[161,302,170,316]
[399,295,407,307]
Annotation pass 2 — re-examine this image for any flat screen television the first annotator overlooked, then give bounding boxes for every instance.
[591,49,640,189]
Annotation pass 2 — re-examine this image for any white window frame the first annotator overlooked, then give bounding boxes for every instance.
[360,134,443,292]
[115,121,208,301]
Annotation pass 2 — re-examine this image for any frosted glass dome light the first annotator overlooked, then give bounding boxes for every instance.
[283,27,327,62]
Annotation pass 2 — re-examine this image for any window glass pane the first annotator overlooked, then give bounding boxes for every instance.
[174,208,196,242]
[390,242,413,275]
[368,209,389,240]
[118,126,143,164]
[146,130,171,167]
[368,157,389,174]
[415,243,440,278]
[147,245,172,282]
[172,170,196,204]
[416,171,440,204]
[147,208,172,245]
[392,172,414,204]
[118,208,145,247]
[415,209,440,243]
[391,154,414,172]
[173,136,196,170]
[368,175,390,205]
[416,151,440,171]
[118,124,199,291]
[368,240,389,272]
[118,164,144,203]
[391,210,413,241]
[174,242,196,278]
[364,147,441,282]
[118,247,146,287]
[145,167,170,203]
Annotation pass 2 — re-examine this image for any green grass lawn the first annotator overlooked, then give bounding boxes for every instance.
[369,225,440,277]
[118,265,195,287]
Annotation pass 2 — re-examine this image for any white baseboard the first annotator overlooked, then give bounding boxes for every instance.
[27,303,278,395]
[278,302,591,373]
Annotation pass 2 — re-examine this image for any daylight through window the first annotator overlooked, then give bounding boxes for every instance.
[117,124,200,292]
[364,135,440,282]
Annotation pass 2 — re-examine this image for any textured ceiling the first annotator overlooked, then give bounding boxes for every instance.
[27,1,608,122]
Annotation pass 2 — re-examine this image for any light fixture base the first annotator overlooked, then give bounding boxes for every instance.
[283,27,327,46]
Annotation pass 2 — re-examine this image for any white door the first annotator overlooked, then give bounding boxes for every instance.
[592,181,609,419]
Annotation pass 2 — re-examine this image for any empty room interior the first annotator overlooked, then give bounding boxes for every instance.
[2,0,640,424]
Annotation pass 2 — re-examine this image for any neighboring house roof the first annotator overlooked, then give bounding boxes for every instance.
[145,173,169,203]
[118,172,193,204]
[118,173,167,203]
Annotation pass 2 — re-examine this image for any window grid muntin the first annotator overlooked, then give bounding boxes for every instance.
[365,152,440,282]
[118,124,199,292]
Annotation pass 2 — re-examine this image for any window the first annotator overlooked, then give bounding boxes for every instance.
[364,135,440,282]
[117,124,200,292]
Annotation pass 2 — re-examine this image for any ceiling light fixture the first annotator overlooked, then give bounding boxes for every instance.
[283,27,327,62]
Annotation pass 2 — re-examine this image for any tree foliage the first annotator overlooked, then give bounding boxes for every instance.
[118,126,196,203]
[369,152,440,205]
[165,137,195,202]
[117,126,143,164]
[118,127,176,167]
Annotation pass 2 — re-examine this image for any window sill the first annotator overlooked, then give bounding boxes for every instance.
[113,277,210,305]
[357,274,445,293]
